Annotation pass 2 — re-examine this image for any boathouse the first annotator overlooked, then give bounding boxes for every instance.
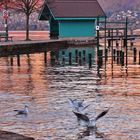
[39,0,106,38]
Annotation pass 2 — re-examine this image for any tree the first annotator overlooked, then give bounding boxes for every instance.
[0,0,43,41]
[12,0,43,41]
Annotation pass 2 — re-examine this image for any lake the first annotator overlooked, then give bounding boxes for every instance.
[0,45,140,140]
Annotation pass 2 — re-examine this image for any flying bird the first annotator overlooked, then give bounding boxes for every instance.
[68,98,89,112]
[73,108,110,129]
[14,104,29,115]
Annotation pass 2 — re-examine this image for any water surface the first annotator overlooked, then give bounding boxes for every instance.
[0,47,140,140]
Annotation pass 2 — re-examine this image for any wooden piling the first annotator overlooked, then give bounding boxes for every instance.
[105,48,108,61]
[75,49,78,63]
[17,54,20,66]
[108,40,111,48]
[117,50,120,64]
[113,49,116,61]
[97,17,100,61]
[116,41,119,47]
[133,48,137,63]
[98,50,103,66]
[125,17,128,67]
[44,51,47,63]
[69,52,72,65]
[120,51,124,66]
[139,51,140,65]
[62,51,65,65]
[10,56,13,66]
[88,53,92,69]
[83,50,86,62]
[79,51,82,65]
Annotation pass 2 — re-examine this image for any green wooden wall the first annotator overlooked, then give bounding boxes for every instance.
[58,20,96,38]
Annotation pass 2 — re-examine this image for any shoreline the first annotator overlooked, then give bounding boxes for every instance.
[0,130,34,140]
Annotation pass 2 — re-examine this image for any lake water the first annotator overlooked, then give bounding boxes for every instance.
[0,46,140,140]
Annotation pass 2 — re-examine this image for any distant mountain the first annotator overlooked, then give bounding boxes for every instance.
[98,0,140,16]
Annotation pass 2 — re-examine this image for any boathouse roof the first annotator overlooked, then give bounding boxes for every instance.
[39,0,106,20]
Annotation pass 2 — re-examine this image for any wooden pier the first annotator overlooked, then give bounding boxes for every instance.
[96,18,140,67]
[0,40,67,57]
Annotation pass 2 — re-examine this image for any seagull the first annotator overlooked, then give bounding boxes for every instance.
[68,98,90,112]
[73,107,110,130]
[14,104,29,115]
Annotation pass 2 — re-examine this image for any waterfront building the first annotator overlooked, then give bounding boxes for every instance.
[39,0,106,38]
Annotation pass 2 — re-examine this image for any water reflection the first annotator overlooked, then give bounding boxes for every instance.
[0,46,140,139]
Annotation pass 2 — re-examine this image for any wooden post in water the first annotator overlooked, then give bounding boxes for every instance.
[17,54,20,66]
[69,52,72,65]
[105,48,108,61]
[116,29,119,47]
[10,56,13,66]
[75,49,78,63]
[96,17,100,61]
[117,50,120,64]
[125,17,128,67]
[98,50,103,66]
[139,51,140,65]
[44,51,47,64]
[79,51,82,65]
[113,49,116,61]
[130,29,133,49]
[108,39,111,49]
[62,51,65,65]
[111,29,114,67]
[83,50,86,62]
[104,17,107,53]
[121,51,124,66]
[133,48,137,63]
[88,53,92,69]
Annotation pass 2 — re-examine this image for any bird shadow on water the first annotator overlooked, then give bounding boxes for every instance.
[77,128,106,140]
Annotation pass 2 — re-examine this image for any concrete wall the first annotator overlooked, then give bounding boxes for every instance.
[59,20,96,38]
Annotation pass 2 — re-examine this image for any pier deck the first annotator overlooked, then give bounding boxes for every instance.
[0,40,67,57]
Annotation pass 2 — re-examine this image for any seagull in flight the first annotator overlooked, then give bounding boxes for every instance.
[73,107,110,129]
[14,104,29,115]
[68,98,90,112]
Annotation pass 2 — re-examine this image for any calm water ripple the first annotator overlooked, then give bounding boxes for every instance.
[0,49,140,140]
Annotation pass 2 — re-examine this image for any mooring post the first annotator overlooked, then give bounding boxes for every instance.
[88,53,92,69]
[113,49,116,61]
[125,17,128,67]
[139,51,140,65]
[17,54,20,66]
[130,29,134,49]
[108,29,110,37]
[104,17,107,53]
[117,50,120,64]
[10,56,13,66]
[98,50,103,66]
[79,51,82,65]
[105,48,108,61]
[130,41,134,48]
[83,50,86,62]
[121,51,124,66]
[108,30,111,48]
[44,51,47,63]
[75,49,78,63]
[111,29,114,66]
[133,48,137,63]
[97,17,100,62]
[69,52,72,65]
[108,40,111,49]
[116,29,119,47]
[62,51,65,65]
